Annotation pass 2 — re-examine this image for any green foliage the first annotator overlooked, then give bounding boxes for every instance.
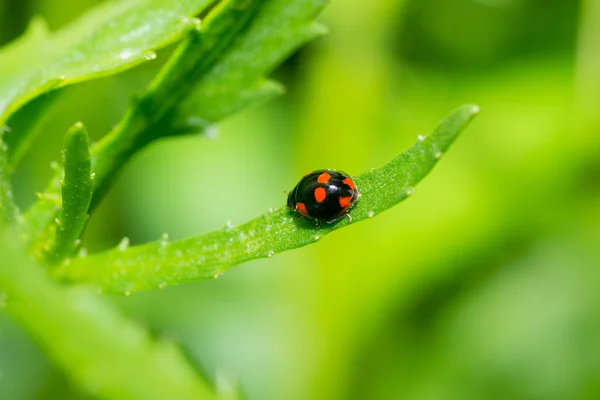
[0,226,218,400]
[0,0,481,399]
[40,123,93,264]
[54,105,478,294]
[0,133,18,223]
[1,0,216,168]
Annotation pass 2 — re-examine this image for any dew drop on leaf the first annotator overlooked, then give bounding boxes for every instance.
[160,233,169,247]
[143,51,157,60]
[118,237,130,251]
[119,49,134,60]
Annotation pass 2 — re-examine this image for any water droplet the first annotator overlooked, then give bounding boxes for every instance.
[90,172,96,180]
[213,273,220,279]
[226,220,233,229]
[435,152,443,159]
[78,247,88,257]
[417,135,426,141]
[158,282,166,289]
[175,249,182,257]
[314,234,321,240]
[54,218,61,225]
[125,291,131,296]
[204,125,218,139]
[118,237,130,251]
[1,144,7,152]
[50,161,59,170]
[267,250,274,258]
[370,167,376,172]
[143,51,157,60]
[160,233,169,247]
[406,188,414,196]
[471,105,481,114]
[119,49,134,60]
[368,211,375,218]
[268,207,274,213]
[1,125,11,133]
[74,239,81,246]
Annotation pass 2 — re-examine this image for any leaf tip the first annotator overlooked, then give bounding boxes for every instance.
[469,104,481,115]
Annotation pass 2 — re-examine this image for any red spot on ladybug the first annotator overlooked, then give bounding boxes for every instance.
[342,177,355,191]
[338,196,352,209]
[317,172,331,183]
[314,187,327,203]
[296,202,308,216]
[287,169,360,225]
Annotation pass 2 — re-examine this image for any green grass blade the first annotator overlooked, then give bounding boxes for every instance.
[41,123,93,264]
[0,226,217,400]
[54,105,480,294]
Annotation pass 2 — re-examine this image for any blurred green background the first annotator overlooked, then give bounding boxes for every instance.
[2,0,600,399]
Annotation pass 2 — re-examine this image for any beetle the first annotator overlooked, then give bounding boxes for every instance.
[287,169,359,226]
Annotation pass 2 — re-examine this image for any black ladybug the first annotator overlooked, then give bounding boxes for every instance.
[287,169,359,225]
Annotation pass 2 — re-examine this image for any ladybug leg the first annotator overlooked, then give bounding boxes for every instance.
[315,219,321,229]
[344,213,353,223]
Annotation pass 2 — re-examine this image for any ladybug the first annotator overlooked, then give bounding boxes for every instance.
[287,169,359,225]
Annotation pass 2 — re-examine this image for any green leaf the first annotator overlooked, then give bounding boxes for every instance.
[54,104,480,294]
[88,0,327,209]
[26,0,328,231]
[176,0,328,125]
[88,0,269,208]
[40,123,93,264]
[0,225,217,400]
[0,131,19,224]
[0,0,217,167]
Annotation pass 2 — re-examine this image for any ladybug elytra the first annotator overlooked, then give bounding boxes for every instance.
[287,169,359,225]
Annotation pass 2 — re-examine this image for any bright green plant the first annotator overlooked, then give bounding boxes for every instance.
[0,0,477,398]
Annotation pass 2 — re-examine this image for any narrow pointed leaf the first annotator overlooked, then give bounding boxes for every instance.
[41,123,93,264]
[54,105,480,294]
